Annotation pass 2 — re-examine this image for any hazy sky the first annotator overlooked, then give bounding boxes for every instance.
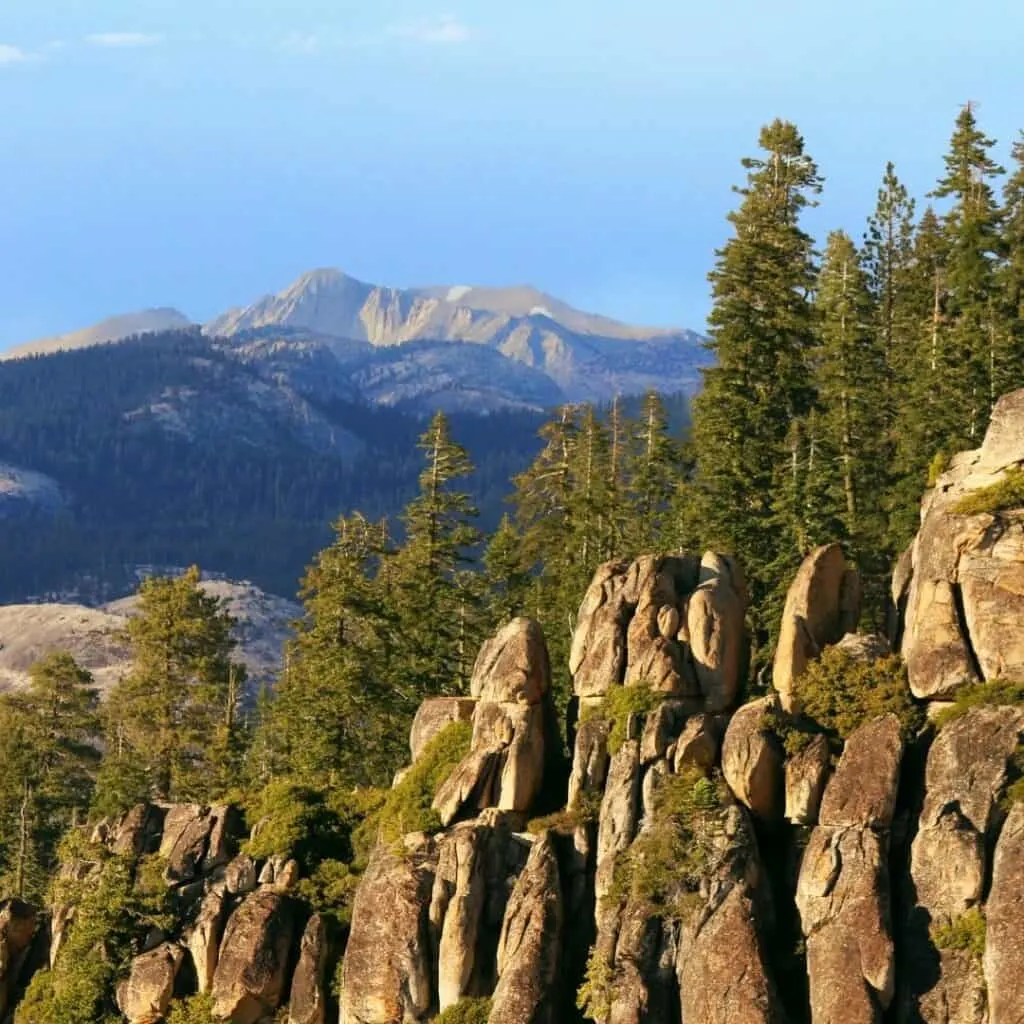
[1,0,1022,346]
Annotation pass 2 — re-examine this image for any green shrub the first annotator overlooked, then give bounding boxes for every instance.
[927,450,950,487]
[18,855,137,1024]
[791,649,922,750]
[165,994,218,1024]
[527,789,602,834]
[577,946,614,1021]
[353,721,472,859]
[434,997,493,1023]
[931,908,986,959]
[583,681,664,755]
[933,680,1024,727]
[609,768,727,918]
[296,858,362,930]
[953,466,1024,516]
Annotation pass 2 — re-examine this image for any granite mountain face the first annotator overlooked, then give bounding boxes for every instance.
[8,269,708,412]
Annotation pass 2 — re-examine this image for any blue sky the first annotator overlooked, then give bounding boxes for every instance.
[1,0,1022,346]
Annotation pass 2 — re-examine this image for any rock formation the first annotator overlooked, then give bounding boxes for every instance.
[898,388,1024,699]
[433,617,555,827]
[773,542,860,712]
[9,388,1024,1024]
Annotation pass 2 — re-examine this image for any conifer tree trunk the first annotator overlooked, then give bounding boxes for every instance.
[16,781,31,898]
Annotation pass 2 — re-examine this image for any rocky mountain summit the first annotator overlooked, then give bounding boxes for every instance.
[3,271,708,412]
[1,389,1023,1024]
[205,268,707,403]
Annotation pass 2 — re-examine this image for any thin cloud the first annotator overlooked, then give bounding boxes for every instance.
[392,16,471,45]
[86,32,164,48]
[0,44,31,65]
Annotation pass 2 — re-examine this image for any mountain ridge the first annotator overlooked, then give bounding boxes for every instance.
[6,270,709,408]
[202,268,706,401]
[4,307,193,361]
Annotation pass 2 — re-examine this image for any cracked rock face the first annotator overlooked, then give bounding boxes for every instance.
[433,618,553,827]
[570,553,745,711]
[676,806,785,1024]
[773,543,860,713]
[903,705,1024,1022]
[489,835,563,1024]
[984,802,1024,1024]
[339,838,437,1024]
[796,716,903,1024]
[899,387,1024,700]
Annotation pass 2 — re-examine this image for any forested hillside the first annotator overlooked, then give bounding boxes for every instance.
[0,331,692,604]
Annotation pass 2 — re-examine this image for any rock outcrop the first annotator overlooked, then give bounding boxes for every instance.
[796,716,903,1024]
[410,697,476,762]
[433,618,555,827]
[288,913,329,1024]
[721,696,784,822]
[339,838,437,1024]
[984,801,1024,1024]
[211,889,295,1024]
[116,942,185,1024]
[0,900,38,1018]
[773,543,860,712]
[903,705,1024,1022]
[676,806,787,1024]
[489,835,563,1024]
[13,406,1024,1024]
[898,388,1024,699]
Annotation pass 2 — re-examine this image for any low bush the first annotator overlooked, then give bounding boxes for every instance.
[609,768,727,918]
[353,720,472,859]
[165,994,218,1024]
[296,858,363,930]
[789,649,922,751]
[927,450,950,487]
[577,947,614,1022]
[435,997,493,1023]
[933,680,1024,727]
[527,789,602,835]
[583,681,664,755]
[931,908,986,959]
[953,466,1024,516]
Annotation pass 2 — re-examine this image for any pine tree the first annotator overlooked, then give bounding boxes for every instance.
[511,405,584,712]
[568,405,613,584]
[268,514,403,788]
[887,206,950,549]
[604,394,631,560]
[688,119,822,643]
[863,161,917,434]
[814,231,886,541]
[627,390,680,552]
[930,103,1005,442]
[813,230,891,620]
[391,411,482,697]
[998,132,1024,396]
[0,653,99,899]
[484,514,532,626]
[102,566,244,805]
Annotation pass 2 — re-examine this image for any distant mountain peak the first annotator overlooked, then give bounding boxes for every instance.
[3,308,194,361]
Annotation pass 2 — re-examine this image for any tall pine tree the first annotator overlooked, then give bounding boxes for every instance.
[390,411,482,696]
[99,567,244,807]
[689,119,822,644]
[998,131,1024,396]
[930,103,1005,442]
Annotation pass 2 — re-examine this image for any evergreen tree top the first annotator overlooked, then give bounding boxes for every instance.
[931,102,1005,206]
